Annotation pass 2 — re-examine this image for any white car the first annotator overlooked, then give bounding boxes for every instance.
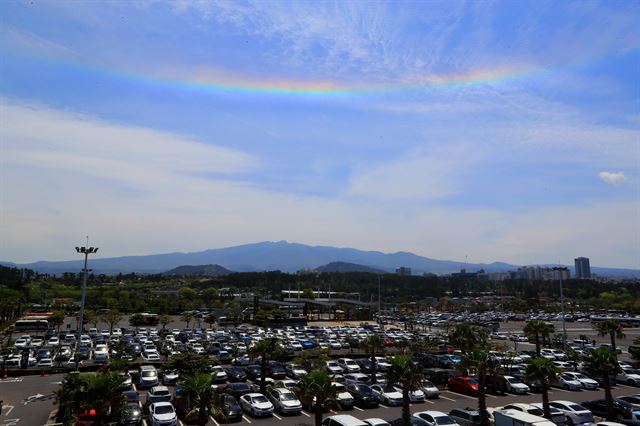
[617,368,640,386]
[504,376,530,394]
[338,358,361,373]
[374,357,392,371]
[37,358,53,367]
[148,401,177,426]
[240,393,274,417]
[48,336,60,346]
[333,382,354,410]
[562,372,598,390]
[503,403,568,425]
[370,384,403,406]
[211,365,228,382]
[344,373,371,385]
[420,380,440,398]
[267,388,302,414]
[414,411,461,426]
[554,373,583,391]
[93,344,109,363]
[363,418,392,426]
[392,385,425,402]
[547,401,594,425]
[14,337,30,349]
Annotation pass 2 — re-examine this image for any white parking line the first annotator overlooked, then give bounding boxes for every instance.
[178,421,185,426]
[440,396,456,402]
[210,415,220,426]
[555,389,572,393]
[424,399,435,404]
[242,415,253,423]
[485,394,498,398]
[301,411,311,417]
[380,404,389,409]
[273,413,283,420]
[142,420,148,426]
[354,406,364,412]
[617,384,631,388]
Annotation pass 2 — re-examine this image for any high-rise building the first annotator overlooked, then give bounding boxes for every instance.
[396,266,412,276]
[574,257,591,279]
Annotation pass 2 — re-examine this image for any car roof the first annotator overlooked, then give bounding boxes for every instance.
[326,415,368,426]
[415,411,448,417]
[151,401,173,407]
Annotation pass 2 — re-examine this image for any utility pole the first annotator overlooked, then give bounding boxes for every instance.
[76,237,98,337]
[554,266,568,351]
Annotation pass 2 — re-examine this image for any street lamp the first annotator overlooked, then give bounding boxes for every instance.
[553,266,568,351]
[75,241,98,337]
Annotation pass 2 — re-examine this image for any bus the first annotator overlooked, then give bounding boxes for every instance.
[13,319,49,332]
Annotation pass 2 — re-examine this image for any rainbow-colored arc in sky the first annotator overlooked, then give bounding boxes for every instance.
[129,64,534,98]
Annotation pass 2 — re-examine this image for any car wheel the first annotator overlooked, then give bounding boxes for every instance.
[628,379,636,386]
[566,418,574,426]
[563,384,570,390]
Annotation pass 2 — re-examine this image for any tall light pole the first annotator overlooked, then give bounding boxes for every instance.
[554,266,568,351]
[76,239,98,337]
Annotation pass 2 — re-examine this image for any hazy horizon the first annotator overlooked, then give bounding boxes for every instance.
[1,1,638,268]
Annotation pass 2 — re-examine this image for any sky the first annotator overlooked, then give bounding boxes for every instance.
[0,0,639,268]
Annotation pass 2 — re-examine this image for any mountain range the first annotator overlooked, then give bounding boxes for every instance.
[1,240,638,278]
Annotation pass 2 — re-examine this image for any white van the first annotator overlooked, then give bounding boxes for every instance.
[494,409,556,426]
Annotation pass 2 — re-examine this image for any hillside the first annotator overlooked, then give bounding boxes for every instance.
[313,261,387,274]
[162,264,233,277]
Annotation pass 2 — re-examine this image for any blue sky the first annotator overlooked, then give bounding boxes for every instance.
[1,0,638,268]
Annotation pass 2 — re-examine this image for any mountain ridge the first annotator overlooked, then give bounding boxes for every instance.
[1,240,638,278]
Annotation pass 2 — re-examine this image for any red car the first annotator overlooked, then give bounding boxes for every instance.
[382,337,395,347]
[448,376,479,396]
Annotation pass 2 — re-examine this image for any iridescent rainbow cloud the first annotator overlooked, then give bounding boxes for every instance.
[119,64,534,98]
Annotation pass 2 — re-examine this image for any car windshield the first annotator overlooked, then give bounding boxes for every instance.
[466,379,479,384]
[252,396,268,403]
[154,405,174,415]
[574,373,587,379]
[507,378,520,383]
[142,371,156,377]
[422,380,435,387]
[527,408,544,415]
[281,393,297,401]
[435,415,456,425]
[569,404,586,411]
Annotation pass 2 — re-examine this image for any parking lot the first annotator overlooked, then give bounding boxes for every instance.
[2,314,639,426]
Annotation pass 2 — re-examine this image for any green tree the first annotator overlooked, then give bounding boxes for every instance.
[83,309,96,331]
[85,371,126,423]
[294,347,330,373]
[163,352,214,377]
[104,309,123,334]
[205,312,217,329]
[387,353,424,426]
[295,370,336,426]
[525,357,561,419]
[583,347,621,421]
[362,334,383,385]
[50,310,66,334]
[248,338,283,394]
[449,323,490,351]
[596,319,625,354]
[630,336,640,362]
[524,320,555,356]
[182,373,217,426]
[302,288,315,299]
[159,314,171,332]
[181,311,194,328]
[129,313,145,330]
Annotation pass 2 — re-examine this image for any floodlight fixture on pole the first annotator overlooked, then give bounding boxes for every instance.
[76,237,98,337]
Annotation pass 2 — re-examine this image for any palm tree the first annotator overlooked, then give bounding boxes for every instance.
[524,320,555,356]
[55,372,90,424]
[583,347,621,421]
[460,350,497,426]
[387,353,424,426]
[296,370,336,426]
[525,357,560,419]
[596,320,625,354]
[362,334,383,384]
[449,323,489,352]
[248,338,282,394]
[182,373,217,426]
[85,371,126,424]
[205,313,217,329]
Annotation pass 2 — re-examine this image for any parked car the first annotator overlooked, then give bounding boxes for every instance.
[333,382,355,410]
[147,386,172,404]
[553,373,583,391]
[502,403,568,425]
[239,393,274,417]
[448,377,479,396]
[148,402,177,426]
[546,401,594,425]
[267,387,302,414]
[420,380,440,399]
[413,410,461,426]
[448,408,480,426]
[504,376,530,394]
[346,383,379,408]
[581,399,637,421]
[562,372,599,390]
[370,384,403,406]
[120,402,143,426]
[338,358,361,373]
[139,365,159,389]
[226,366,247,382]
[225,382,252,398]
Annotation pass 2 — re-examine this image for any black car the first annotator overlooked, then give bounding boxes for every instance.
[225,382,252,399]
[268,362,286,379]
[37,348,52,360]
[77,346,91,360]
[216,395,243,423]
[245,365,262,381]
[122,390,141,404]
[357,359,373,374]
[226,366,247,382]
[346,383,379,408]
[582,399,636,420]
[120,402,143,425]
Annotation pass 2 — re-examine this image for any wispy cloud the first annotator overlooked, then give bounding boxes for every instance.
[599,171,628,185]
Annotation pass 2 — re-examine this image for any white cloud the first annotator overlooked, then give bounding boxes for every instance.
[1,99,256,193]
[599,171,628,185]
